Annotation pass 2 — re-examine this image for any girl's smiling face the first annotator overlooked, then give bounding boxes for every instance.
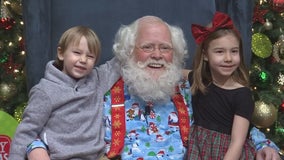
[204,33,240,81]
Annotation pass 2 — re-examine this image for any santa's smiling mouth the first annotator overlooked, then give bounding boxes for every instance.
[148,63,164,68]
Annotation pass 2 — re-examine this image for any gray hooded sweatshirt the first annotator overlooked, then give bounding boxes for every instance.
[9,57,120,160]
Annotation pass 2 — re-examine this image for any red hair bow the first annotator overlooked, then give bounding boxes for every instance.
[191,12,236,44]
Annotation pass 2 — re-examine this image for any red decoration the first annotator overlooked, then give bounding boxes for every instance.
[280,100,284,113]
[1,55,21,76]
[191,12,237,45]
[0,18,15,30]
[268,0,284,12]
[0,135,11,159]
[253,4,269,24]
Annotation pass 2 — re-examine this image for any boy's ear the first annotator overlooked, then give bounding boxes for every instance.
[57,47,64,60]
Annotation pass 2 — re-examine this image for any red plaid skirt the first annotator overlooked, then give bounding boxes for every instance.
[186,125,256,160]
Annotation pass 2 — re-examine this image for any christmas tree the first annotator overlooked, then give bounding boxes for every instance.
[250,0,284,153]
[0,0,27,122]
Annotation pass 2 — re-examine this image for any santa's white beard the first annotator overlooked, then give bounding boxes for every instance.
[121,58,182,103]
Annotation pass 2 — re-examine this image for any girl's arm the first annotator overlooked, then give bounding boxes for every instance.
[224,115,250,160]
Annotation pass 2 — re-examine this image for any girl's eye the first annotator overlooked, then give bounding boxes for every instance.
[232,49,239,53]
[215,50,223,54]
[231,50,239,55]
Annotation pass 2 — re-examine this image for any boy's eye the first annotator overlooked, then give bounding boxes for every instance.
[73,51,81,54]
[87,55,95,59]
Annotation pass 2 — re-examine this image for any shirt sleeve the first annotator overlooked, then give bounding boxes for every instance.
[234,88,254,121]
[250,127,280,151]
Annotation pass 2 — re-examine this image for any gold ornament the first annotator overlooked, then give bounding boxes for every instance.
[252,33,272,58]
[0,82,17,101]
[272,34,284,64]
[252,101,277,128]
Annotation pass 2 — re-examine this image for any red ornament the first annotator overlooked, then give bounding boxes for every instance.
[268,0,284,13]
[0,18,15,30]
[253,4,269,24]
[280,100,284,113]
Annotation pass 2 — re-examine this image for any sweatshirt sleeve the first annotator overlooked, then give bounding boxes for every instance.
[9,87,53,160]
[95,57,121,93]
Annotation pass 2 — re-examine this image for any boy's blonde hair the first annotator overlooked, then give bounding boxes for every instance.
[54,26,101,70]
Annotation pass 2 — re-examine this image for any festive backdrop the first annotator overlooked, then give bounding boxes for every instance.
[250,0,284,153]
[0,0,25,157]
[0,0,284,156]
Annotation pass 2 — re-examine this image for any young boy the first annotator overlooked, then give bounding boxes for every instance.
[9,26,120,160]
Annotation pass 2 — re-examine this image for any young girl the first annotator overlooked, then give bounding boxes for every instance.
[186,12,256,159]
[9,26,120,160]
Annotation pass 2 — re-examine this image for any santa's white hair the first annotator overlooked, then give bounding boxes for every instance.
[112,15,188,102]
